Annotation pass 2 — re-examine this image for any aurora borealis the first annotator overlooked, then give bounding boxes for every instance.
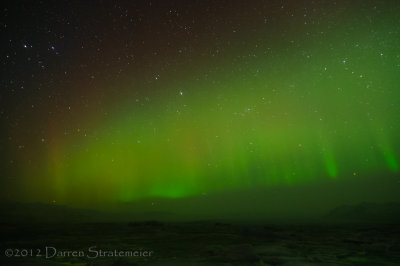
[1,0,400,207]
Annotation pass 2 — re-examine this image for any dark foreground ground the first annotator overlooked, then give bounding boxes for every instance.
[1,221,399,266]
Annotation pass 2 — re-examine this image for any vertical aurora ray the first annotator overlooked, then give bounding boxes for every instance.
[322,149,338,178]
[384,152,399,172]
[381,146,399,172]
[374,128,400,172]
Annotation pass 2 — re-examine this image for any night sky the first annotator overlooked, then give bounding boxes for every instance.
[1,1,400,211]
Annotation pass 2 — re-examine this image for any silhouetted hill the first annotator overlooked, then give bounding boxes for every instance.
[3,200,400,225]
[0,202,176,223]
[324,202,400,223]
[0,202,103,223]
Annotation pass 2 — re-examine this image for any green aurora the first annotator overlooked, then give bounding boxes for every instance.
[24,41,400,203]
[2,1,400,206]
